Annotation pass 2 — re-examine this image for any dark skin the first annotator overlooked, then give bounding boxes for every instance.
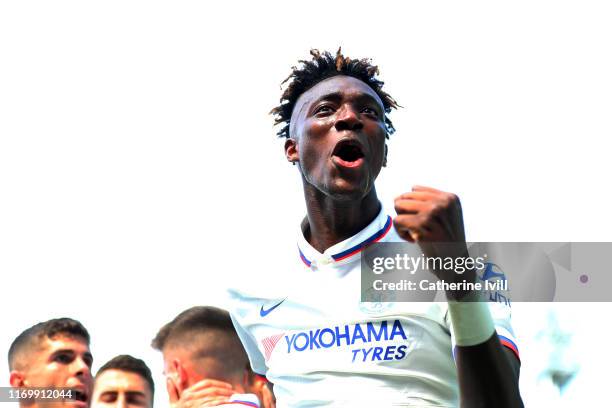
[285,75,523,408]
[285,76,386,251]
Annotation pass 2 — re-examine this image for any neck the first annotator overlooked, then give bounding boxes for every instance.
[302,184,381,253]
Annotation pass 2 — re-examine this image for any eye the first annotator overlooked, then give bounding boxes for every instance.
[362,107,379,118]
[83,355,93,368]
[313,104,335,115]
[54,353,74,364]
[127,395,147,406]
[100,392,118,403]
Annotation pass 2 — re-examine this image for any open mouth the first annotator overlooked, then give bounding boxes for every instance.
[332,140,365,168]
[73,390,88,403]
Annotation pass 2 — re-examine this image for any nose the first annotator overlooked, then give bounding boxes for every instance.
[116,394,128,408]
[73,357,92,380]
[334,104,363,132]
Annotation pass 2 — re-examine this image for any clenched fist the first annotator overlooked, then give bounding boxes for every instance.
[393,185,466,245]
[393,185,475,297]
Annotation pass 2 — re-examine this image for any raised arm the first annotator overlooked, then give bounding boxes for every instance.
[394,185,523,407]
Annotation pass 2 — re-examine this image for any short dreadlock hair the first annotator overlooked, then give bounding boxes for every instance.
[271,48,399,139]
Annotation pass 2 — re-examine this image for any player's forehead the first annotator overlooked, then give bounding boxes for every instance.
[43,334,90,354]
[95,369,148,392]
[292,75,384,118]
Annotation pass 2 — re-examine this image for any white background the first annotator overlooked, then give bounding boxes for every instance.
[1,1,611,406]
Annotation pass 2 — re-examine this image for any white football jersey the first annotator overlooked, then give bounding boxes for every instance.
[229,208,519,407]
[220,393,260,407]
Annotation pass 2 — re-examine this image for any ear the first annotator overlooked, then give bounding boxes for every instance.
[171,359,188,394]
[284,138,299,164]
[383,143,388,167]
[257,377,276,408]
[250,374,275,408]
[165,376,180,404]
[10,371,25,387]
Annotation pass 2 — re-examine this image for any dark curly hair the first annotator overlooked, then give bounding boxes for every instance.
[270,48,400,139]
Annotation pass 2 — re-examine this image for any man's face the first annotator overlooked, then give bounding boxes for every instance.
[18,335,93,408]
[287,75,387,200]
[92,370,152,408]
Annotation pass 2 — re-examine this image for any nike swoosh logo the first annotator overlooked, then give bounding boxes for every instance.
[480,263,507,282]
[260,298,286,317]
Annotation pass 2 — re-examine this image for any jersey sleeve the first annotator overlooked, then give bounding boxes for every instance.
[487,300,520,360]
[227,289,268,376]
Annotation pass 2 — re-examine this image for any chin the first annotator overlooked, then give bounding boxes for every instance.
[324,180,371,201]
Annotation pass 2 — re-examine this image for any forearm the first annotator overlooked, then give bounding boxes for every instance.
[455,332,522,408]
[448,298,522,407]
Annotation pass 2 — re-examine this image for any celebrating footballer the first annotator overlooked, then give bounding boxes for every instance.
[229,49,522,407]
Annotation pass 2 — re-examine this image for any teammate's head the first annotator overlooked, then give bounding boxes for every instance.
[8,318,93,408]
[151,306,266,396]
[92,355,154,408]
[273,49,399,200]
